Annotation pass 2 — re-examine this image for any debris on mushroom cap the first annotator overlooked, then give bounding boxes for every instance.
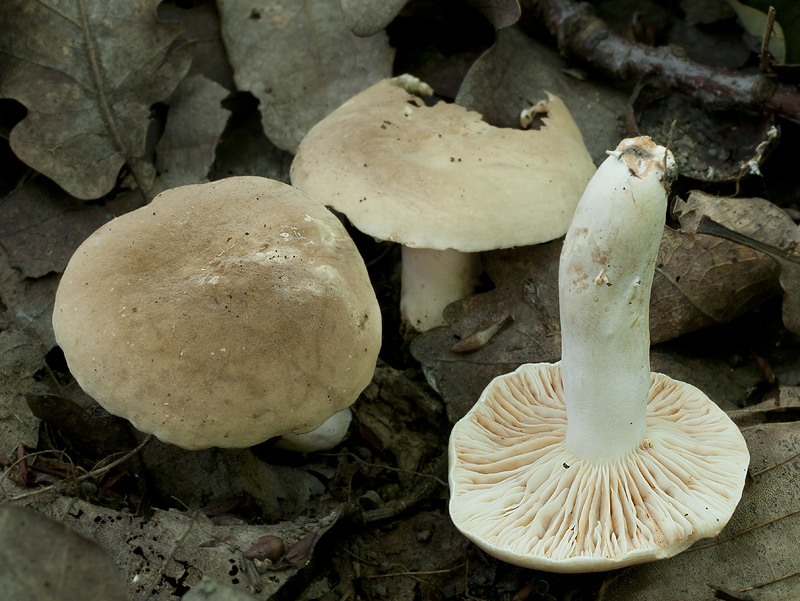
[52,176,381,450]
[290,75,596,252]
[448,363,750,572]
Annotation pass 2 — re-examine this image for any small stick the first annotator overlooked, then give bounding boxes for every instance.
[760,7,778,73]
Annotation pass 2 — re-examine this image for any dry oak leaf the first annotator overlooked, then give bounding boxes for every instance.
[0,0,193,200]
[601,395,800,601]
[0,505,128,601]
[652,190,798,340]
[218,0,394,153]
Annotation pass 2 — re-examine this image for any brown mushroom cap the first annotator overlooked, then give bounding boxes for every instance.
[52,177,381,450]
[449,363,750,572]
[290,77,596,252]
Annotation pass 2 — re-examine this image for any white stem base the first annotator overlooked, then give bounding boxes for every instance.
[400,246,482,331]
[275,408,352,453]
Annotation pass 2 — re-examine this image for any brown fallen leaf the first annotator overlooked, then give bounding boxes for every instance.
[652,190,795,341]
[695,213,800,336]
[0,505,128,601]
[217,0,394,153]
[152,74,231,196]
[25,394,137,460]
[0,177,143,279]
[0,0,193,200]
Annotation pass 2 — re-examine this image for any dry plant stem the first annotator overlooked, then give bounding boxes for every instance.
[760,6,777,73]
[5,434,152,501]
[533,0,800,122]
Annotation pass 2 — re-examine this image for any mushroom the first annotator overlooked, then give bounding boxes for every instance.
[52,176,381,450]
[290,74,596,331]
[448,137,749,572]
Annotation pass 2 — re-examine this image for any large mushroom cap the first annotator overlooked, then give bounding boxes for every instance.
[52,176,381,450]
[449,362,750,572]
[290,76,596,252]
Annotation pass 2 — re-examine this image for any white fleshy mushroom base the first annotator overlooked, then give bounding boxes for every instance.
[275,408,352,453]
[448,362,750,573]
[400,246,482,331]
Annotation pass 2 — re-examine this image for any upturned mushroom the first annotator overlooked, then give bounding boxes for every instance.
[290,74,596,331]
[52,176,381,450]
[448,137,749,572]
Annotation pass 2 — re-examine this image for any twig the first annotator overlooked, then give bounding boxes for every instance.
[532,0,800,122]
[760,7,777,73]
[5,435,152,501]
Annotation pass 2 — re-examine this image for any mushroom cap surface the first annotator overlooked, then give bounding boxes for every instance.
[290,77,596,252]
[448,362,750,572]
[52,177,381,450]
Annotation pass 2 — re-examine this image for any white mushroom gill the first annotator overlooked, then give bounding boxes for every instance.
[448,137,749,572]
[449,363,748,571]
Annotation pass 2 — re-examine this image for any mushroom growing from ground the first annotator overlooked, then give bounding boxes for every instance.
[52,176,381,450]
[290,74,596,331]
[448,137,749,572]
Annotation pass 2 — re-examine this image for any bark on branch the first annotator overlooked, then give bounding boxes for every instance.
[532,0,800,122]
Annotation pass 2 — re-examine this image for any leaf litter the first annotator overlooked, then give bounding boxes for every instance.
[2,1,800,599]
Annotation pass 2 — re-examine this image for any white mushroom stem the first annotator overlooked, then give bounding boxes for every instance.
[275,408,353,453]
[400,246,483,331]
[559,137,675,462]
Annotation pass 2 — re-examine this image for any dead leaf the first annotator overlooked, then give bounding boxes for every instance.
[25,394,137,460]
[152,75,231,196]
[158,1,235,89]
[340,0,409,36]
[218,0,394,153]
[0,0,193,200]
[40,495,324,600]
[651,191,794,341]
[694,213,800,336]
[466,0,522,30]
[0,177,144,279]
[600,410,800,601]
[626,81,779,181]
[456,26,628,164]
[0,325,46,460]
[0,505,128,601]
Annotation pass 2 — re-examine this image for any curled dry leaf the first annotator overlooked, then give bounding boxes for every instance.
[218,0,394,153]
[651,190,794,341]
[695,214,800,336]
[0,0,193,200]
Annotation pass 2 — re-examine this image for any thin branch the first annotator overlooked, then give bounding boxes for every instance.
[533,0,800,122]
[760,6,778,73]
